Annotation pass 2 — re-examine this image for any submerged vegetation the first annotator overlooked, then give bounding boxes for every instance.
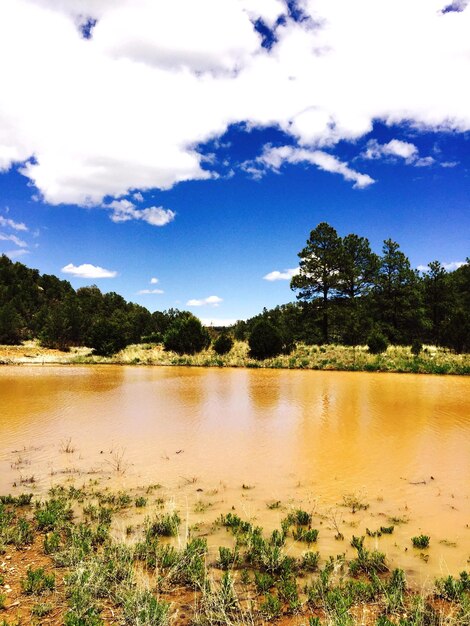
[0,486,469,625]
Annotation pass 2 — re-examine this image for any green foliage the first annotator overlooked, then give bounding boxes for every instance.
[248,320,284,359]
[163,316,210,355]
[411,535,430,549]
[21,567,55,594]
[367,330,389,354]
[35,498,73,531]
[123,589,170,626]
[435,571,470,601]
[217,546,240,570]
[212,332,233,355]
[147,512,181,537]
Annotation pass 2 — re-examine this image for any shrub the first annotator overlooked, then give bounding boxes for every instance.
[213,333,233,355]
[367,330,389,354]
[163,316,210,355]
[248,320,284,360]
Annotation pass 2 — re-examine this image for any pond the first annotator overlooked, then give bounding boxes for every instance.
[0,365,469,581]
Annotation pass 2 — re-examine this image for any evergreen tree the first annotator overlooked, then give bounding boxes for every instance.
[291,222,342,343]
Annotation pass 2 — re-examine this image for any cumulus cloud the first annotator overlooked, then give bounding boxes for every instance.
[105,199,175,226]
[61,263,117,278]
[150,277,159,284]
[137,288,164,294]
[0,0,469,206]
[263,267,300,281]
[0,215,28,231]
[363,139,435,166]
[256,146,375,188]
[187,295,223,307]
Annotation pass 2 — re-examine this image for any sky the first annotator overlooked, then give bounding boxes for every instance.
[0,0,469,325]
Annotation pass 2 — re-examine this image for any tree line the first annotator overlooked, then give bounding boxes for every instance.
[0,221,469,358]
[233,223,469,354]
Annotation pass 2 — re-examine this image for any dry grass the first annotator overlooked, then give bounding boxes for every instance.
[1,339,468,374]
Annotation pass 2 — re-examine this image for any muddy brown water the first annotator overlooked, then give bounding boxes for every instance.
[0,365,469,583]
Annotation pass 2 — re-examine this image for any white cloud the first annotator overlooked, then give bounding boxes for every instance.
[363,139,437,167]
[200,317,237,327]
[137,288,164,295]
[0,0,469,206]
[187,295,223,307]
[443,261,466,271]
[263,267,300,281]
[150,277,159,284]
[257,146,375,188]
[0,215,28,231]
[61,262,117,278]
[417,261,465,272]
[0,232,28,248]
[363,139,418,162]
[105,199,175,226]
[3,249,29,259]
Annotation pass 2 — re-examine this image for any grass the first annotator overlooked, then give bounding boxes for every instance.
[3,338,463,375]
[0,487,469,625]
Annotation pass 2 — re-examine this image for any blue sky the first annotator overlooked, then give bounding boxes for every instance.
[0,0,469,325]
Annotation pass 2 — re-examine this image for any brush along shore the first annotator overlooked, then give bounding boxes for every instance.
[1,486,469,626]
[1,340,469,375]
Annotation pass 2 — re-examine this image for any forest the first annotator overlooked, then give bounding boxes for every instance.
[0,222,469,356]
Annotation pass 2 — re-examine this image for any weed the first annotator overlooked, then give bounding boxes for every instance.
[412,535,430,549]
[435,571,470,601]
[293,527,319,544]
[122,589,170,626]
[21,567,55,594]
[286,509,312,526]
[254,571,274,593]
[31,602,53,617]
[0,493,33,506]
[35,498,73,530]
[267,500,281,509]
[301,551,320,572]
[147,512,181,537]
[135,496,147,508]
[342,494,369,513]
[218,546,240,570]
[261,592,282,619]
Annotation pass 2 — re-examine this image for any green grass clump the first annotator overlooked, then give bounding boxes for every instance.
[293,527,319,544]
[35,498,73,531]
[217,546,240,570]
[0,494,33,506]
[31,602,53,617]
[411,535,430,549]
[435,571,470,600]
[135,496,147,508]
[21,567,55,595]
[147,512,181,537]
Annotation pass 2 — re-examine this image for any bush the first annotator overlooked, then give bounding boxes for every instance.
[248,320,283,360]
[367,330,389,354]
[163,316,210,355]
[213,333,233,355]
